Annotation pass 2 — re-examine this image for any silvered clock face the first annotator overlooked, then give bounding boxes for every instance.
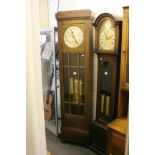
[64,26,83,48]
[99,19,115,51]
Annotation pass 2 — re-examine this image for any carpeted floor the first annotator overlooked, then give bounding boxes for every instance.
[46,129,97,155]
[45,119,61,135]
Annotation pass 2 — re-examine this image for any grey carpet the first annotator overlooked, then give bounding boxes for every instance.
[45,119,61,135]
[46,129,97,155]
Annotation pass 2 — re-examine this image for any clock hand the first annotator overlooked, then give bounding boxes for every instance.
[73,34,79,44]
[103,31,108,40]
[70,29,79,44]
[107,35,112,40]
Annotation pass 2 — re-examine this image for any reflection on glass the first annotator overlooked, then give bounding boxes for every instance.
[69,53,78,66]
[99,60,112,122]
[64,103,70,114]
[74,79,79,102]
[80,54,85,66]
[71,104,79,115]
[79,68,85,103]
[79,79,84,96]
[100,61,112,94]
[80,105,85,116]
[63,53,68,66]
[99,95,111,122]
[69,78,74,95]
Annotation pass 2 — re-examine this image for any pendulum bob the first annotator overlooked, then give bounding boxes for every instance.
[69,77,74,100]
[74,79,79,103]
[101,94,105,115]
[105,96,110,117]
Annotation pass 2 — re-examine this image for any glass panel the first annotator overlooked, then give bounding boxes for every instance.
[70,104,79,115]
[99,61,112,122]
[79,68,85,103]
[80,105,85,116]
[63,53,85,116]
[79,53,85,66]
[126,48,129,83]
[69,53,79,66]
[70,67,79,103]
[99,95,111,123]
[63,53,68,66]
[63,67,69,101]
[100,61,112,95]
[64,103,70,114]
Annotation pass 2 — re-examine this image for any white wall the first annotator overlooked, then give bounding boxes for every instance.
[49,0,129,26]
[39,0,50,29]
[27,0,47,154]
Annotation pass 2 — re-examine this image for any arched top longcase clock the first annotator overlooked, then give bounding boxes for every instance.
[56,9,95,145]
[94,13,122,54]
[89,13,122,154]
[93,12,122,124]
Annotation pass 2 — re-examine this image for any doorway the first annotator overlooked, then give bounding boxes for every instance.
[40,27,61,136]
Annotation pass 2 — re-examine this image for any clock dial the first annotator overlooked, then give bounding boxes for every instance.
[99,19,115,51]
[64,26,83,48]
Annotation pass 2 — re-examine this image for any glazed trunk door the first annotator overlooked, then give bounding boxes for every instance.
[62,52,88,130]
[97,55,117,123]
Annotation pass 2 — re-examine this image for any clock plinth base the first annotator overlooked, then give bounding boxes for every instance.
[89,121,108,154]
[61,127,89,146]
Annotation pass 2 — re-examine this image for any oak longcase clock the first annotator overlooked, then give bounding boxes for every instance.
[56,9,95,145]
[90,13,122,154]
